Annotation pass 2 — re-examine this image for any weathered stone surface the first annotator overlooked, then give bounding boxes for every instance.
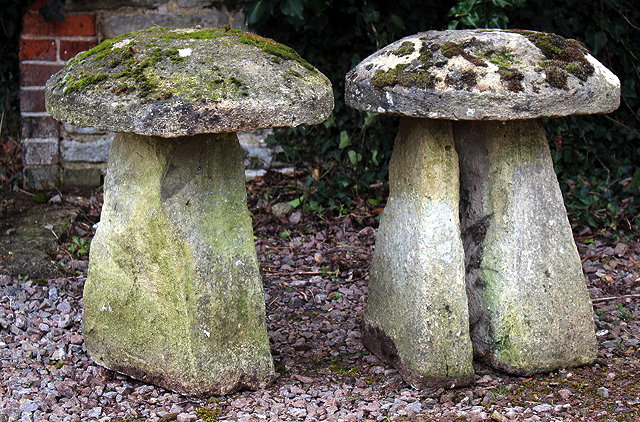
[85,132,274,396]
[46,26,333,137]
[23,166,60,191]
[363,117,474,388]
[61,136,113,163]
[100,12,232,39]
[22,138,59,166]
[455,120,597,374]
[65,0,167,11]
[62,163,105,188]
[346,29,620,120]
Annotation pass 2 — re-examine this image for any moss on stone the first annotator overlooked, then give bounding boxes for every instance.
[392,41,415,56]
[417,44,434,68]
[54,26,315,101]
[236,32,315,72]
[371,63,436,90]
[544,65,568,89]
[498,68,525,92]
[510,30,594,85]
[63,72,109,93]
[440,40,487,67]
[445,69,478,90]
[484,51,524,92]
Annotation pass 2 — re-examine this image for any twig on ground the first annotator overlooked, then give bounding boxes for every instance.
[592,294,640,303]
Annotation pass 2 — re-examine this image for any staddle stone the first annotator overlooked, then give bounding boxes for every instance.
[46,26,333,136]
[346,29,619,120]
[346,28,619,381]
[45,26,333,395]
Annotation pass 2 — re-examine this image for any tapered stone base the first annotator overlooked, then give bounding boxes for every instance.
[364,117,474,388]
[455,120,597,375]
[84,132,274,396]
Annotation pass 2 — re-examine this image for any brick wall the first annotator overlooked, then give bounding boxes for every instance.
[19,0,98,190]
[19,0,247,191]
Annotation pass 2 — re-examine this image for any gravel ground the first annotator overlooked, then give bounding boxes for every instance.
[1,176,638,421]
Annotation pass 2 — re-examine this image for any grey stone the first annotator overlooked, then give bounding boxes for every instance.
[363,117,474,388]
[176,0,213,7]
[47,26,333,137]
[65,0,167,11]
[61,136,113,163]
[83,132,275,396]
[62,164,104,187]
[100,12,230,39]
[345,29,620,120]
[62,123,108,136]
[238,129,273,168]
[23,165,60,191]
[22,138,59,166]
[456,120,597,375]
[271,202,294,216]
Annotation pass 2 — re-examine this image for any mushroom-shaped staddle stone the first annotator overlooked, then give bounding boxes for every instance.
[45,26,333,397]
[346,29,619,383]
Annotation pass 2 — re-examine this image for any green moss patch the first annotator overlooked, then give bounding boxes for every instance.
[236,32,316,72]
[445,69,478,90]
[510,30,595,88]
[371,63,436,90]
[392,41,415,57]
[440,40,487,67]
[485,51,524,92]
[55,26,315,101]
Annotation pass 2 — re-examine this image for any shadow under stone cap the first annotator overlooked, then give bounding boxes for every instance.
[45,26,334,137]
[345,29,620,120]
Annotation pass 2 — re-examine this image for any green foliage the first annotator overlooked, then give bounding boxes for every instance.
[506,0,639,234]
[195,406,221,422]
[67,236,90,258]
[448,0,525,29]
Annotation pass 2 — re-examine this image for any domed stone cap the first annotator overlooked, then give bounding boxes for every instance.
[45,26,334,137]
[345,29,620,120]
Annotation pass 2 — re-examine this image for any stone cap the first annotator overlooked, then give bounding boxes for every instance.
[46,26,334,137]
[345,29,620,120]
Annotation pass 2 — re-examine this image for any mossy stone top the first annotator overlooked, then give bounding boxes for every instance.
[46,26,333,137]
[345,29,620,120]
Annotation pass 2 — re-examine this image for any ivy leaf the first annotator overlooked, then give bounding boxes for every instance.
[281,0,305,20]
[246,0,270,27]
[338,131,351,149]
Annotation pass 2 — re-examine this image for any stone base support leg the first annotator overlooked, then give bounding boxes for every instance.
[83,132,274,396]
[363,117,474,388]
[455,120,597,375]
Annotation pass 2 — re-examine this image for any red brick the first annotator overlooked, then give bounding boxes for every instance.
[19,38,56,61]
[60,39,97,61]
[20,89,46,112]
[22,12,95,37]
[20,63,63,86]
[27,0,49,12]
[21,116,60,139]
